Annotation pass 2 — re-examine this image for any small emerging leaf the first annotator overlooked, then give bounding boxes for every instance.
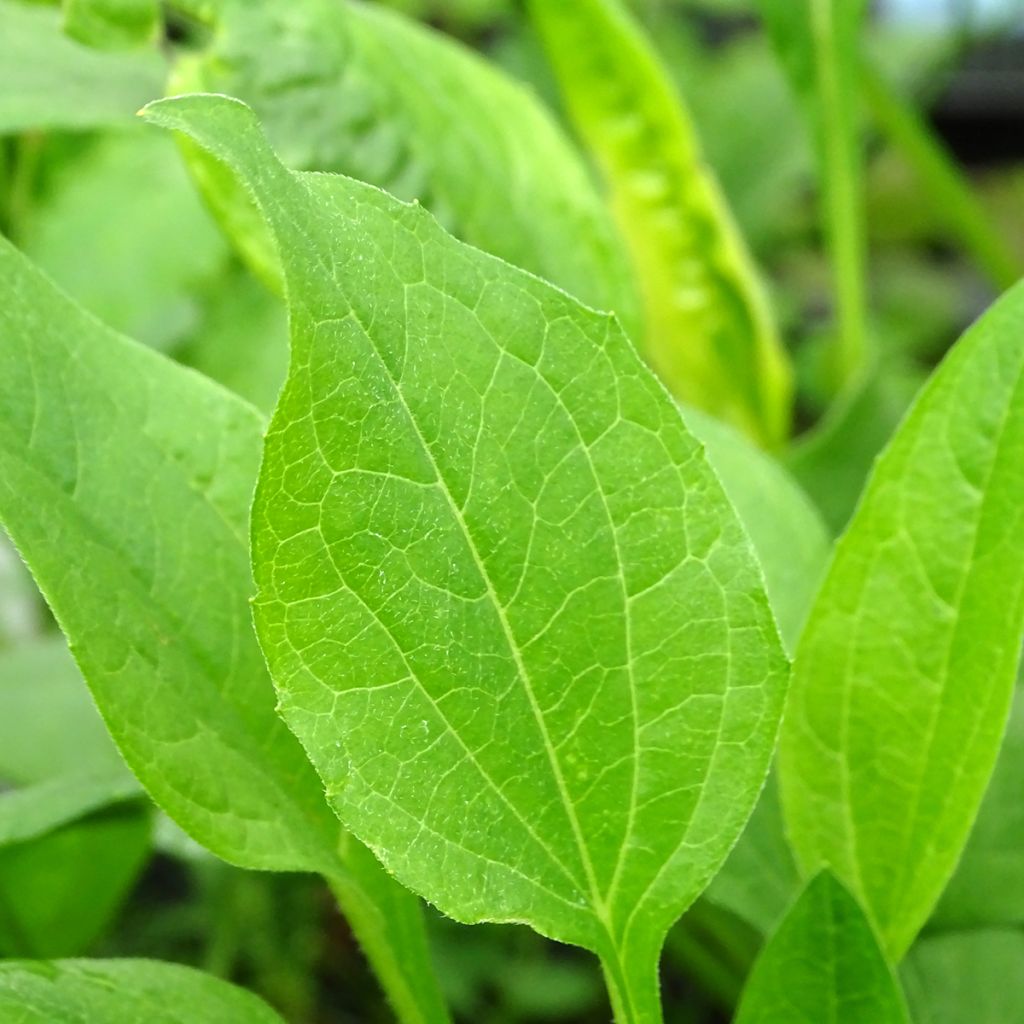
[735,872,910,1024]
[530,0,793,447]
[780,282,1024,958]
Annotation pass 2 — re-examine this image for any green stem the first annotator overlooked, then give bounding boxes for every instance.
[862,58,1023,291]
[599,942,664,1024]
[324,835,451,1024]
[812,0,868,388]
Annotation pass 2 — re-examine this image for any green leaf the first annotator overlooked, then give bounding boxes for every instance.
[683,408,829,652]
[0,807,151,958]
[734,872,910,1024]
[0,0,165,133]
[901,929,1024,1024]
[529,0,792,448]
[779,282,1024,959]
[21,128,228,353]
[144,92,789,1022]
[0,959,287,1023]
[755,0,870,386]
[931,680,1024,929]
[169,0,640,334]
[0,236,450,1024]
[0,638,125,785]
[63,0,159,50]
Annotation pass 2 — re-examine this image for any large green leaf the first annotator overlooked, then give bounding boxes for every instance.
[529,0,792,448]
[779,283,1024,959]
[145,93,789,1022]
[734,872,910,1024]
[169,0,639,333]
[0,959,287,1023]
[0,236,449,1024]
[0,0,165,133]
[755,0,870,385]
[901,929,1024,1024]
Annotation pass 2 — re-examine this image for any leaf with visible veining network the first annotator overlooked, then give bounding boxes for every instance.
[780,281,1024,959]
[735,872,910,1024]
[143,93,788,1022]
[0,235,449,1024]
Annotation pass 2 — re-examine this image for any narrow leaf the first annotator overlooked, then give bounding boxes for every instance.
[0,236,450,1024]
[734,872,910,1024]
[0,959,287,1023]
[63,0,159,50]
[529,0,792,448]
[779,282,1024,958]
[0,0,165,133]
[169,0,640,334]
[755,0,870,385]
[145,93,788,1020]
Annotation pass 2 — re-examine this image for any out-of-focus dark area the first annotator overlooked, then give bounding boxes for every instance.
[1,0,1022,1021]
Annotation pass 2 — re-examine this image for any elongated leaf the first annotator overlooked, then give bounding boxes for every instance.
[901,929,1024,1024]
[169,0,639,333]
[735,872,910,1024]
[756,0,870,384]
[529,0,792,448]
[779,283,1024,958]
[63,0,159,50]
[145,93,789,1019]
[0,237,449,1024]
[0,959,287,1023]
[0,638,125,785]
[0,0,165,133]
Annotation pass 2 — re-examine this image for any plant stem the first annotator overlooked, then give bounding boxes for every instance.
[862,59,1023,291]
[600,943,664,1024]
[812,0,868,388]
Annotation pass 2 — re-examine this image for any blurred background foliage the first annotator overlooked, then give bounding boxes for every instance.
[1,0,1023,1021]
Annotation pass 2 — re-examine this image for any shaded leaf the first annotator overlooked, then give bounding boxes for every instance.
[734,872,910,1024]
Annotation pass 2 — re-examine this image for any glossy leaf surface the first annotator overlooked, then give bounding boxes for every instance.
[780,282,1024,958]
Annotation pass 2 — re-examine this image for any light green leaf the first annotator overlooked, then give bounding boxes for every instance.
[0,0,165,133]
[0,638,125,786]
[144,93,789,1022]
[0,807,151,958]
[901,929,1024,1024]
[779,283,1024,959]
[684,408,829,651]
[169,0,640,333]
[0,959,287,1023]
[734,872,910,1024]
[21,128,228,353]
[0,236,450,1024]
[63,0,159,50]
[755,0,870,386]
[931,681,1024,929]
[529,0,792,449]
